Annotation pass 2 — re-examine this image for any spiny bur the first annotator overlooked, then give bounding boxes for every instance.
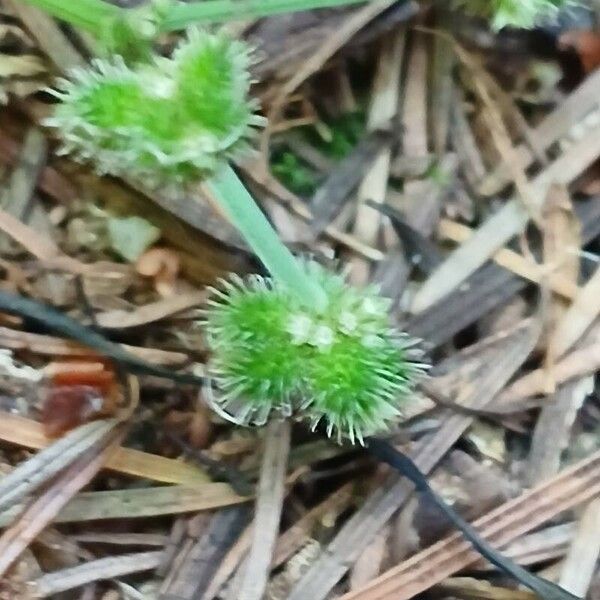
[45,30,264,186]
[204,260,427,444]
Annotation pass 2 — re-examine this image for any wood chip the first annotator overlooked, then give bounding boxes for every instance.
[233,420,291,600]
[349,525,390,590]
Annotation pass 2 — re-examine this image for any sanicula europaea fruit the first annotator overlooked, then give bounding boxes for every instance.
[204,260,427,444]
[45,29,264,186]
[454,0,572,29]
[47,25,426,443]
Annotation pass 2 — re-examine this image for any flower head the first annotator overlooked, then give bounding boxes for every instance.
[455,0,571,29]
[45,30,264,186]
[204,261,426,443]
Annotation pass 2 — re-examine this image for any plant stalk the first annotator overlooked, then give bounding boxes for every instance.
[206,165,328,311]
[19,0,120,32]
[22,0,368,34]
[161,0,368,30]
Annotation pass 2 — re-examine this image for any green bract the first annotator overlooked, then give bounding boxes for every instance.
[45,30,264,186]
[204,261,426,443]
[455,0,570,29]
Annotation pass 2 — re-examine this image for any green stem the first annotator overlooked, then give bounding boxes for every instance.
[206,165,328,311]
[161,0,368,30]
[22,0,369,36]
[19,0,120,32]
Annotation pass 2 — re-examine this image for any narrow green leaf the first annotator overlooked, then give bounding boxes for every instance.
[19,0,120,32]
[162,0,370,30]
[206,164,328,311]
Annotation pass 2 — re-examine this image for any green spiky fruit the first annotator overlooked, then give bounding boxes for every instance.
[455,0,571,29]
[204,261,426,444]
[45,30,264,186]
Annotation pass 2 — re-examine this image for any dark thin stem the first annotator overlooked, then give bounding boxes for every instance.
[366,438,581,600]
[0,291,205,387]
[165,432,253,496]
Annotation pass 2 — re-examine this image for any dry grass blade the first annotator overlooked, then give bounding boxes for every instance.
[409,200,600,348]
[268,0,416,130]
[32,551,163,597]
[0,205,88,275]
[540,184,581,391]
[455,41,541,224]
[0,422,125,577]
[431,34,454,156]
[450,86,487,186]
[1,126,46,220]
[286,321,538,600]
[71,532,167,547]
[400,30,428,159]
[474,523,574,569]
[558,499,600,596]
[438,578,536,600]
[0,484,248,527]
[551,265,600,358]
[95,291,207,329]
[159,507,249,600]
[499,324,600,404]
[0,419,117,515]
[233,420,291,600]
[412,120,600,313]
[243,162,385,260]
[309,130,390,237]
[202,482,355,600]
[525,378,591,485]
[4,0,85,71]
[479,68,600,196]
[0,326,189,365]
[350,28,405,284]
[341,448,600,600]
[0,411,209,484]
[437,218,579,300]
[273,482,354,567]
